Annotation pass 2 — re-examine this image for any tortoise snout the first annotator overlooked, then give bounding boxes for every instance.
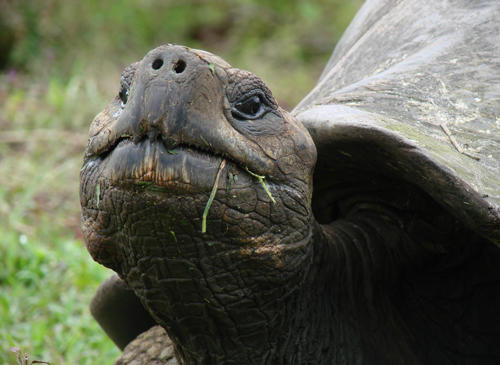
[85,44,227,161]
[120,45,214,140]
[104,44,227,151]
[136,44,215,88]
[150,55,187,74]
[147,45,190,79]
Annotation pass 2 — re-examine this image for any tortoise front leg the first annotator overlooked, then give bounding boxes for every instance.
[90,274,157,350]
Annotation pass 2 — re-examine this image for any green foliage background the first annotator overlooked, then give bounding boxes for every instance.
[0,1,363,363]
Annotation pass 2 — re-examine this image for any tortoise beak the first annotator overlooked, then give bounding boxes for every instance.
[84,45,279,183]
[86,45,220,157]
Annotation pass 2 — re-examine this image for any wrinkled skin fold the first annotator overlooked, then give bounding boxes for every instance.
[81,41,500,364]
[81,44,322,364]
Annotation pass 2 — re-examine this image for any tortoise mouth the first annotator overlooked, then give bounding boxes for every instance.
[84,137,249,193]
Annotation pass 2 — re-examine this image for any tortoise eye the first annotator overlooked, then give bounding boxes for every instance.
[232,94,266,120]
[236,95,261,115]
[119,87,128,105]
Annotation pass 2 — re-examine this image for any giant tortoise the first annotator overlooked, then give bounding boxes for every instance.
[80,0,500,363]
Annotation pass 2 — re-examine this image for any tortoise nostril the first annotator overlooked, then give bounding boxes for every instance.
[152,59,163,70]
[173,59,186,73]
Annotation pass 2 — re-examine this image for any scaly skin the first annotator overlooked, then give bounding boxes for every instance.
[81,45,500,364]
[81,44,323,364]
[115,326,176,365]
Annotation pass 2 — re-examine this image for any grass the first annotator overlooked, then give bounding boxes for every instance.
[0,229,118,364]
[202,159,227,234]
[0,1,363,363]
[0,71,120,364]
[244,167,276,204]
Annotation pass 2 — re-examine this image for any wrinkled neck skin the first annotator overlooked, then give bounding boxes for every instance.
[81,161,331,364]
[82,163,429,364]
[80,156,351,364]
[312,183,488,365]
[106,185,442,365]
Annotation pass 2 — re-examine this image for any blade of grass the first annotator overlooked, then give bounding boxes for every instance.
[200,135,210,147]
[202,159,227,233]
[170,230,177,243]
[208,63,216,75]
[244,167,276,204]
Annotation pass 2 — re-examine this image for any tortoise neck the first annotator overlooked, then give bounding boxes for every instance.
[164,226,340,365]
[314,196,446,365]
[171,249,339,365]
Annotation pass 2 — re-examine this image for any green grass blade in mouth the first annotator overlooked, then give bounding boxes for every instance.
[244,167,276,204]
[202,159,227,233]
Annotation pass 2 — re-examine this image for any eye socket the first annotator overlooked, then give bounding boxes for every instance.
[232,94,266,120]
[119,87,128,105]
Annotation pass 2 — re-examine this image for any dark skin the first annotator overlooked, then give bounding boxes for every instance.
[81,45,500,364]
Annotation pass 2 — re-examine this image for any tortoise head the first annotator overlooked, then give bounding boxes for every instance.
[80,44,317,361]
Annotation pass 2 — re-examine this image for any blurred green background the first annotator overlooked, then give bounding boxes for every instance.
[0,0,363,363]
